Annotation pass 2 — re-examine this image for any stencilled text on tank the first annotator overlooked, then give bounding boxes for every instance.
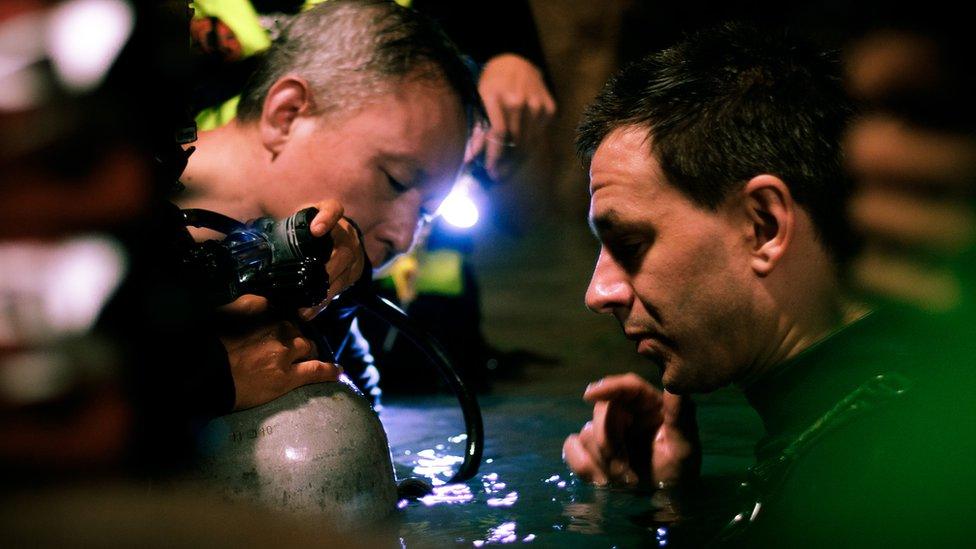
[230,424,278,443]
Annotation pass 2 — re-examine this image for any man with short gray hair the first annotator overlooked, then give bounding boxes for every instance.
[177,0,482,411]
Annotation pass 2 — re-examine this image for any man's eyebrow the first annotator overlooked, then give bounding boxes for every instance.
[589,208,622,238]
[382,153,427,183]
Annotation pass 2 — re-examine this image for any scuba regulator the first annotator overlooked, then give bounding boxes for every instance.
[181,207,332,308]
[179,206,484,484]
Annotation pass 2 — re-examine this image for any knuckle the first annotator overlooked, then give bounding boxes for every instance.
[621,372,644,385]
[502,91,524,107]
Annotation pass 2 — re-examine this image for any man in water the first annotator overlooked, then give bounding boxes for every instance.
[563,23,973,545]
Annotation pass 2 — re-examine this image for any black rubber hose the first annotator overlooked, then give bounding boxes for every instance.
[182,208,245,234]
[353,292,484,483]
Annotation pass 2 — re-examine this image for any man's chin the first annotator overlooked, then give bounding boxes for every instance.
[662,370,724,395]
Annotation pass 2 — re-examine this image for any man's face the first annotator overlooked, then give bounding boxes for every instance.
[261,78,468,269]
[585,126,760,394]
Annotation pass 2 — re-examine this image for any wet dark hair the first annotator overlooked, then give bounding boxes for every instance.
[577,22,858,264]
[237,0,484,130]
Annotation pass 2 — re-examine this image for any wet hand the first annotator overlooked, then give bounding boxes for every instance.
[562,373,700,487]
[299,200,367,320]
[220,318,342,410]
[467,53,556,182]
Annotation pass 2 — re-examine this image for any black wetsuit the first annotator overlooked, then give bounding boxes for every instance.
[720,307,976,547]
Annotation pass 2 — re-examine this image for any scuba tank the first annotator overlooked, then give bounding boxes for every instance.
[194,378,397,523]
[177,207,483,524]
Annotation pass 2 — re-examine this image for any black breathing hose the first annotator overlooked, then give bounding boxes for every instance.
[182,208,245,234]
[352,292,484,483]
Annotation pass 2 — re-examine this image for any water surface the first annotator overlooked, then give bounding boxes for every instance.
[382,391,761,547]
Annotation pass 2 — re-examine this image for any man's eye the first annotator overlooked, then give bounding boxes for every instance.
[608,239,648,267]
[385,171,407,193]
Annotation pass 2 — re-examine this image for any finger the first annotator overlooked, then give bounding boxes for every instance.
[296,306,320,322]
[524,94,556,141]
[309,199,344,236]
[541,91,557,120]
[327,220,365,287]
[217,294,269,317]
[602,399,638,454]
[521,98,544,140]
[485,137,506,179]
[483,95,508,173]
[326,246,355,285]
[465,125,488,164]
[661,391,685,424]
[290,360,342,386]
[287,336,317,362]
[661,391,699,443]
[607,458,640,485]
[584,373,662,408]
[578,420,609,476]
[590,402,616,463]
[562,434,608,486]
[501,95,524,144]
[592,402,640,484]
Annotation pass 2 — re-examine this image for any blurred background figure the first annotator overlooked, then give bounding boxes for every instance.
[0,2,376,545]
[0,0,204,481]
[843,27,975,318]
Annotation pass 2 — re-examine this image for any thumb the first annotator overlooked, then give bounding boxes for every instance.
[217,294,270,317]
[661,391,697,428]
[309,199,344,237]
[291,360,343,386]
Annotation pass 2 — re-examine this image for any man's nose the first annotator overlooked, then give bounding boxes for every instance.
[381,192,424,255]
[585,249,633,314]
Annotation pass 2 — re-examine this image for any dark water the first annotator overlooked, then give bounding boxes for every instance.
[380,391,762,547]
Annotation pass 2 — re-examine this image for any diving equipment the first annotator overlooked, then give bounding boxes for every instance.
[178,206,484,523]
[193,377,397,524]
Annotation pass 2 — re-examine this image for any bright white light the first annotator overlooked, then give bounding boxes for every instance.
[47,236,127,335]
[439,174,480,229]
[48,0,133,92]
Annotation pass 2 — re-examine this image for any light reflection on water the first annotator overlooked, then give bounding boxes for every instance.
[383,399,654,546]
[418,484,474,506]
[382,395,753,547]
[411,448,464,486]
[472,521,533,545]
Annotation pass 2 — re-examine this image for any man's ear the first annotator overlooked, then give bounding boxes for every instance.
[259,76,316,157]
[742,174,795,277]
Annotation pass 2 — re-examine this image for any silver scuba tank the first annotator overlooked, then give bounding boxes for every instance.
[192,376,397,526]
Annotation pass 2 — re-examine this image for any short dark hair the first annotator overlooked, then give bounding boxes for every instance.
[237,0,483,129]
[577,22,857,264]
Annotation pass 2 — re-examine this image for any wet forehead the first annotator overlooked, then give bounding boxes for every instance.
[588,126,673,232]
[328,79,466,194]
[380,81,467,184]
